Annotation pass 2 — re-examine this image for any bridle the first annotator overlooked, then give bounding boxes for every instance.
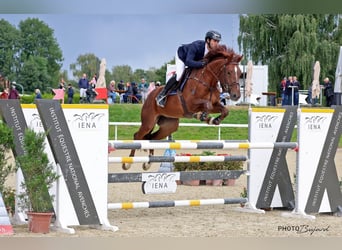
[201,58,240,93]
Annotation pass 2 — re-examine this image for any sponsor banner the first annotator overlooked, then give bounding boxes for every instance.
[0,100,27,156]
[35,100,100,225]
[142,172,180,194]
[248,107,296,209]
[21,102,109,228]
[297,107,342,213]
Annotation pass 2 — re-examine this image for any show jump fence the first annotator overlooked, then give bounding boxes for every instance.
[3,100,341,235]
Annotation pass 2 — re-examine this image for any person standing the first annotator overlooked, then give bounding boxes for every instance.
[58,77,66,104]
[59,77,66,90]
[67,83,74,104]
[323,77,334,107]
[138,78,149,103]
[284,76,293,105]
[292,76,300,105]
[155,30,222,107]
[78,73,89,103]
[8,85,20,99]
[280,77,287,106]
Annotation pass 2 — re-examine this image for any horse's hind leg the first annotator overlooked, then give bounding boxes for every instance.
[141,117,179,171]
[151,117,179,140]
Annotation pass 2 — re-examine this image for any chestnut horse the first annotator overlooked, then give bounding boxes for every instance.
[123,45,243,170]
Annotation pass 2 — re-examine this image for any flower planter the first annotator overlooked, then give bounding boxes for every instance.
[27,212,54,233]
[182,180,200,186]
[205,180,213,185]
[212,179,223,186]
[223,179,236,186]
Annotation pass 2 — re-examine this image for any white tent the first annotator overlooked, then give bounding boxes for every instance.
[334,46,342,105]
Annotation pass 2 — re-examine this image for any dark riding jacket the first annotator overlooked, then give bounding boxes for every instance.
[177,40,206,69]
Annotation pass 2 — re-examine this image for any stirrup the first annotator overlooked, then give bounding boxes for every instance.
[155,95,166,107]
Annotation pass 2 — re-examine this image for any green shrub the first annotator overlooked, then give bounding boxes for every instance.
[173,151,244,171]
[17,129,59,212]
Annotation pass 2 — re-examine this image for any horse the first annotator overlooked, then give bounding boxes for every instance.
[123,45,243,170]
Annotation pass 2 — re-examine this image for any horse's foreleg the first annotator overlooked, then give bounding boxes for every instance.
[212,104,229,125]
[193,111,217,125]
[193,104,228,125]
[122,149,136,170]
[142,149,154,171]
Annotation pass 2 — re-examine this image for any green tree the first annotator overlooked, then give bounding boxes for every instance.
[111,65,134,83]
[144,68,158,83]
[70,53,100,80]
[0,19,20,81]
[18,56,50,92]
[18,18,63,88]
[238,14,341,93]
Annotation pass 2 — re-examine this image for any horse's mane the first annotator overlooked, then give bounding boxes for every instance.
[204,45,238,63]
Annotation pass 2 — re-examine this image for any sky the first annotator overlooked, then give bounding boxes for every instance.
[1,0,339,80]
[2,14,240,79]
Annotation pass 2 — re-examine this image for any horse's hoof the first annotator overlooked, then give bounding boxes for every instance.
[142,163,151,171]
[212,117,221,125]
[122,163,131,170]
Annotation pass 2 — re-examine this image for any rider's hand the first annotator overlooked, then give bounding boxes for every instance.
[201,59,208,67]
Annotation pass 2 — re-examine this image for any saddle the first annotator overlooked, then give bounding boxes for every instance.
[169,68,191,95]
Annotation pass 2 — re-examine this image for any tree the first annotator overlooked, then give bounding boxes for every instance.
[238,14,341,93]
[70,53,100,80]
[111,65,134,83]
[0,19,20,82]
[18,56,50,92]
[18,18,63,87]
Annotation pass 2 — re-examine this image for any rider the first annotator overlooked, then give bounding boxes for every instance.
[155,30,222,108]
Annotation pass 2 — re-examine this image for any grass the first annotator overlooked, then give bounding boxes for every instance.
[109,104,250,140]
[108,104,342,147]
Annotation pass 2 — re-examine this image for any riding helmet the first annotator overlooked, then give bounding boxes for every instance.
[205,30,222,41]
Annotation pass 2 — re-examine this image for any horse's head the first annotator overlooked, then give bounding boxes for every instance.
[204,45,243,101]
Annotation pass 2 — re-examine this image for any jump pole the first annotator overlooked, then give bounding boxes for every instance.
[110,140,297,150]
[108,198,248,210]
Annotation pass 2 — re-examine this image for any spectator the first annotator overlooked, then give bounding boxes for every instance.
[59,77,66,90]
[86,77,98,103]
[67,84,74,104]
[131,82,142,103]
[108,80,119,104]
[34,89,42,99]
[8,85,20,99]
[117,80,125,91]
[58,78,66,104]
[292,76,300,105]
[323,77,334,107]
[284,76,293,105]
[0,87,9,99]
[116,80,126,103]
[138,78,149,103]
[280,77,287,106]
[78,73,89,103]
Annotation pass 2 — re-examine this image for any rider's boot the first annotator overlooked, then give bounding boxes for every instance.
[155,75,178,108]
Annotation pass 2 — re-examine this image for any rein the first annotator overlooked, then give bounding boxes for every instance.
[187,58,238,93]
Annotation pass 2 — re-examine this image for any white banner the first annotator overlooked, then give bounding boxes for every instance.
[18,104,112,233]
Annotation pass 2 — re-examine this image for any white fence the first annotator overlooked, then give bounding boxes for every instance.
[109,122,249,140]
